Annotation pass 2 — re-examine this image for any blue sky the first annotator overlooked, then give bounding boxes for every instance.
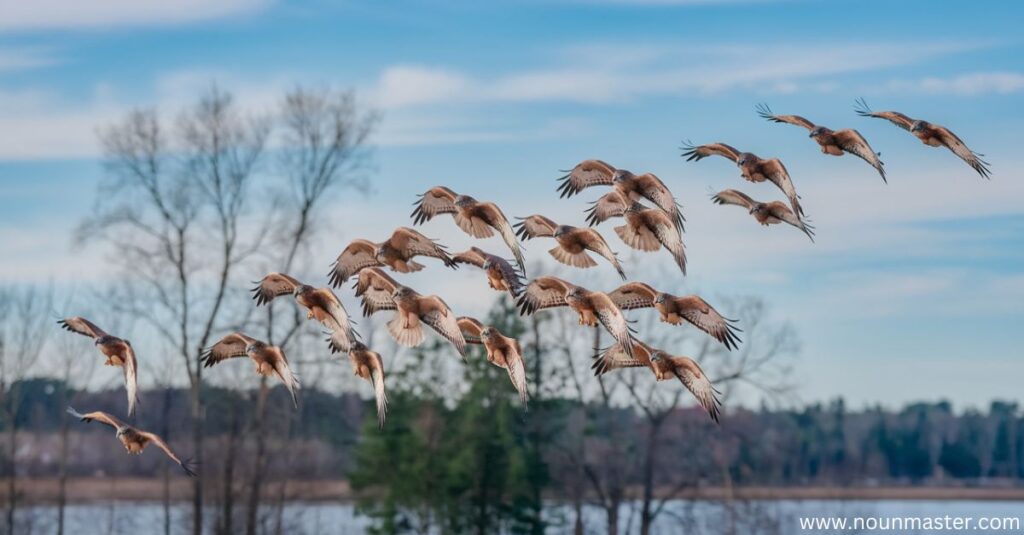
[1,0,1022,408]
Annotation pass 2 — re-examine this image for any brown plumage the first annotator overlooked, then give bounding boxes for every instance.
[251,272,357,353]
[58,317,139,418]
[66,407,196,475]
[681,141,805,219]
[202,332,300,407]
[757,103,886,182]
[711,188,814,242]
[353,268,466,358]
[513,215,626,280]
[614,202,687,274]
[457,318,529,405]
[606,282,741,350]
[557,159,685,231]
[452,246,526,298]
[516,276,637,357]
[590,342,721,423]
[328,227,456,286]
[855,98,990,179]
[410,186,527,272]
[343,341,388,429]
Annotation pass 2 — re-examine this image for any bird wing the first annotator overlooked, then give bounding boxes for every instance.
[58,317,108,339]
[590,292,637,357]
[607,282,659,310]
[711,189,757,209]
[418,295,467,358]
[502,341,530,405]
[590,341,652,376]
[671,356,722,423]
[452,247,488,268]
[123,343,139,418]
[354,268,400,316]
[476,203,527,271]
[766,202,815,242]
[577,228,626,280]
[932,125,991,179]
[556,159,616,198]
[139,431,196,477]
[201,332,255,368]
[833,129,886,182]
[488,254,526,297]
[457,316,486,345]
[516,276,575,315]
[673,295,742,350]
[513,215,558,241]
[854,99,914,131]
[328,239,381,287]
[681,142,740,162]
[67,407,125,430]
[584,191,628,226]
[762,158,804,218]
[648,210,687,275]
[252,272,302,306]
[633,173,685,232]
[411,186,458,224]
[367,351,388,429]
[390,227,456,266]
[756,103,816,131]
[268,346,301,408]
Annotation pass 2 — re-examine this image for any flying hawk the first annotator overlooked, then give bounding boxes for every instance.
[338,341,388,429]
[606,282,741,350]
[557,159,685,231]
[757,103,885,182]
[452,246,525,299]
[612,202,687,274]
[457,317,529,405]
[514,215,626,280]
[711,189,814,242]
[855,98,990,179]
[328,227,456,286]
[202,332,300,407]
[251,272,358,353]
[66,407,196,475]
[58,317,139,418]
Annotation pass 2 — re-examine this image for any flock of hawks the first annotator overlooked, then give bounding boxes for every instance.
[57,101,991,476]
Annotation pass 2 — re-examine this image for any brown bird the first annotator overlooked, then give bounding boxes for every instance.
[855,98,990,178]
[410,186,527,271]
[353,268,466,358]
[452,246,525,298]
[711,189,814,242]
[202,332,300,407]
[58,317,139,418]
[588,201,687,274]
[516,276,637,357]
[590,342,721,423]
[332,341,388,429]
[513,215,626,280]
[607,282,741,350]
[66,407,196,475]
[681,141,805,219]
[457,317,529,405]
[757,103,886,182]
[328,227,457,287]
[557,159,685,231]
[251,273,358,354]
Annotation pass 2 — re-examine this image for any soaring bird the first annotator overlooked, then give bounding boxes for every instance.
[58,317,139,417]
[587,201,687,274]
[201,332,300,407]
[353,268,466,358]
[590,342,721,423]
[410,186,527,271]
[757,103,886,182]
[333,341,388,429]
[855,98,990,179]
[513,215,626,280]
[328,227,457,286]
[557,159,685,231]
[457,317,529,405]
[66,407,196,475]
[251,273,358,353]
[711,189,814,242]
[516,276,636,357]
[452,247,525,299]
[606,282,741,350]
[681,141,805,219]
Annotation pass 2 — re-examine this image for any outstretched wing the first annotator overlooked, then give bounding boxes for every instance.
[681,141,740,162]
[476,203,527,271]
[66,407,124,430]
[309,288,357,351]
[252,272,301,306]
[673,296,742,350]
[139,431,197,477]
[365,351,388,429]
[607,282,659,310]
[328,239,381,287]
[932,125,991,179]
[556,159,616,198]
[502,343,530,405]
[418,296,467,358]
[584,191,628,226]
[633,173,685,232]
[389,227,457,267]
[578,228,626,280]
[58,317,108,339]
[590,292,637,357]
[761,158,804,218]
[457,316,486,345]
[516,277,575,315]
[513,215,558,241]
[648,210,687,275]
[767,202,815,242]
[854,98,914,131]
[833,129,886,183]
[411,186,458,224]
[268,346,301,408]
[756,103,815,131]
[123,343,139,418]
[671,356,722,423]
[452,247,488,268]
[591,342,652,376]
[201,332,256,368]
[353,268,400,316]
[711,189,757,209]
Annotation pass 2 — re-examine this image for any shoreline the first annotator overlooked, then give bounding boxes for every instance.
[4,478,1023,505]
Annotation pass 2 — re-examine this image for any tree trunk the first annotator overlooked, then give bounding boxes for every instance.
[5,407,18,535]
[162,387,173,535]
[245,379,270,535]
[220,405,240,534]
[640,422,659,535]
[191,370,204,535]
[56,384,71,535]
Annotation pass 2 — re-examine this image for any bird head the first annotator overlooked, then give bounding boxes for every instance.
[649,352,663,363]
[294,284,314,296]
[737,152,754,166]
[626,202,645,214]
[612,169,632,184]
[554,225,572,237]
[454,195,476,207]
[95,335,116,346]
[654,293,668,305]
[349,340,367,352]
[392,286,414,300]
[566,286,584,300]
[115,427,127,438]
[810,126,826,138]
[482,258,495,270]
[910,120,928,133]
[245,341,266,354]
[750,203,766,215]
[481,326,495,338]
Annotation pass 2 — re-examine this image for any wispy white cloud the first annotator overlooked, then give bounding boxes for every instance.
[0,47,56,72]
[879,71,1024,96]
[0,0,273,31]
